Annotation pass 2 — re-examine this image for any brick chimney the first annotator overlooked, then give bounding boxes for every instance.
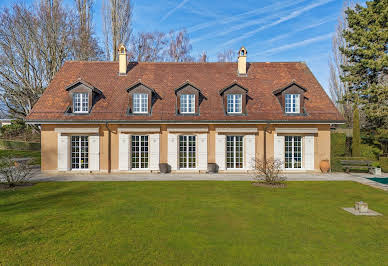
[118,44,127,75]
[238,46,247,75]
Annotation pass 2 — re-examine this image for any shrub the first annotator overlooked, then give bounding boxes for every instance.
[380,157,388,173]
[360,144,382,161]
[0,156,34,187]
[253,158,286,185]
[331,133,346,158]
[0,140,41,151]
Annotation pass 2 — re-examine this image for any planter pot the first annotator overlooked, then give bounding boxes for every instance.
[159,163,171,174]
[319,160,330,173]
[369,167,382,176]
[207,163,218,174]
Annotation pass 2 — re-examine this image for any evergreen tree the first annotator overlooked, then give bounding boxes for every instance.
[340,0,388,129]
[352,105,361,157]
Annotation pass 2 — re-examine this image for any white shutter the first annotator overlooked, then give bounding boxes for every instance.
[167,134,177,170]
[119,133,129,171]
[304,135,315,170]
[149,134,160,170]
[274,134,285,169]
[215,134,226,170]
[245,134,256,170]
[57,134,69,171]
[89,135,100,171]
[198,133,208,170]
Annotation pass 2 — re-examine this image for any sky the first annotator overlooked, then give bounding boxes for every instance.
[0,0,365,93]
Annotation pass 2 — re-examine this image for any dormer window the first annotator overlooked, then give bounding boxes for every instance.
[73,92,89,113]
[227,94,242,113]
[285,94,300,113]
[180,94,195,113]
[133,93,148,113]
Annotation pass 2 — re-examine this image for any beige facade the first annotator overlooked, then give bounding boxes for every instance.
[41,123,331,173]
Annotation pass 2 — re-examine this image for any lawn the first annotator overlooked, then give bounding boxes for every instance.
[0,181,387,265]
[0,150,41,165]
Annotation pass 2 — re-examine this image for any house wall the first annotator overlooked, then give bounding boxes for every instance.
[40,123,331,173]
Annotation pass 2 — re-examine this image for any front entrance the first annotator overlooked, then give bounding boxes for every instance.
[131,135,149,169]
[71,136,89,170]
[226,136,244,169]
[285,136,302,169]
[179,135,196,169]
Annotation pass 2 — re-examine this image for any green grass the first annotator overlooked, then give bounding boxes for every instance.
[0,150,41,165]
[0,181,387,265]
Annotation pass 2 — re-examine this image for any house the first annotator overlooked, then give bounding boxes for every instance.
[26,46,344,173]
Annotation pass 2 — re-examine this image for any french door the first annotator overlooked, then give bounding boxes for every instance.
[131,135,149,169]
[71,136,89,169]
[285,136,302,169]
[226,136,244,169]
[179,135,196,169]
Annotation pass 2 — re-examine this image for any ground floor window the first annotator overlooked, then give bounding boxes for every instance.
[71,136,88,169]
[179,135,196,169]
[285,136,302,169]
[226,136,243,169]
[131,135,149,169]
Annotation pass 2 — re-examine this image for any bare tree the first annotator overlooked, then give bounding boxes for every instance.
[328,1,357,126]
[102,0,132,61]
[217,49,235,62]
[197,51,207,62]
[73,0,102,60]
[167,30,193,62]
[129,31,167,62]
[253,158,286,185]
[0,1,75,119]
[0,156,34,188]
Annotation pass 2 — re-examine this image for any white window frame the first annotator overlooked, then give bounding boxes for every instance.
[284,136,302,169]
[73,93,89,113]
[285,94,300,113]
[71,135,89,170]
[131,135,149,169]
[133,93,148,114]
[180,94,195,114]
[179,135,197,169]
[227,94,242,114]
[226,135,244,169]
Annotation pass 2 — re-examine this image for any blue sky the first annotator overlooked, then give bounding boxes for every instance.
[0,0,363,93]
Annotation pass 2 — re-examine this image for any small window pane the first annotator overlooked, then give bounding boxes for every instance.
[133,94,148,113]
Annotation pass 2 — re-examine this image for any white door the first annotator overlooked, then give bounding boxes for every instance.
[71,136,89,170]
[226,136,244,169]
[284,136,302,169]
[131,135,149,169]
[179,135,196,169]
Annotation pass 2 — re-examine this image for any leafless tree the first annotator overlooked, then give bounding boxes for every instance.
[328,1,357,126]
[102,0,132,61]
[0,1,75,119]
[197,51,207,62]
[253,158,286,185]
[217,49,235,62]
[0,156,34,187]
[129,31,167,62]
[73,0,102,60]
[167,30,193,62]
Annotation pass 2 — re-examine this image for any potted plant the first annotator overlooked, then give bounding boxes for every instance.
[369,162,382,176]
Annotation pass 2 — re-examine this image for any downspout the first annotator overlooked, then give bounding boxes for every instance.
[105,122,111,173]
[263,123,270,171]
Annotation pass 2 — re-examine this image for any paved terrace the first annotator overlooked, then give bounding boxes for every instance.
[31,171,388,191]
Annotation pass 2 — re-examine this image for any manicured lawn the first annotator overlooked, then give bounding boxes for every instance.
[0,181,387,265]
[0,150,41,165]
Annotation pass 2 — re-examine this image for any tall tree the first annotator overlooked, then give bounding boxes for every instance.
[217,49,235,62]
[0,1,75,119]
[167,30,193,62]
[340,0,388,129]
[102,0,132,61]
[73,0,102,60]
[352,105,361,157]
[328,1,354,126]
[129,31,167,62]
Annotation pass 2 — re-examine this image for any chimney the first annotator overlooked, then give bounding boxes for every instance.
[118,44,127,75]
[238,46,247,75]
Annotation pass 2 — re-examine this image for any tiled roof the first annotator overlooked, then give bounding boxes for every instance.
[26,61,344,123]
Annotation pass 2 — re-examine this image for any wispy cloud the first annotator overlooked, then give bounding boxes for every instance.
[221,0,335,48]
[253,33,333,57]
[160,0,190,22]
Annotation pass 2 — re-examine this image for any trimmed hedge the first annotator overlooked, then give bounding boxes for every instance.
[380,157,388,173]
[331,133,346,158]
[0,139,40,151]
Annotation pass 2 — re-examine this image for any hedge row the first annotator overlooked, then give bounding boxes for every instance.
[380,157,388,173]
[0,139,41,151]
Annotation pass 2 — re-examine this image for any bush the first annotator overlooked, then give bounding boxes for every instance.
[253,158,286,185]
[331,133,346,158]
[0,156,34,187]
[0,139,40,151]
[360,144,382,161]
[380,157,388,173]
